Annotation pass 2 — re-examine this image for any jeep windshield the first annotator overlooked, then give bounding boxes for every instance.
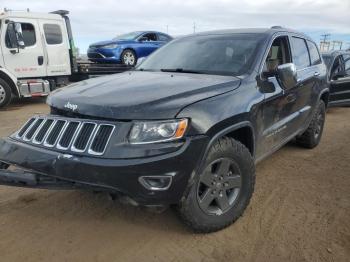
[113,31,142,40]
[138,33,265,76]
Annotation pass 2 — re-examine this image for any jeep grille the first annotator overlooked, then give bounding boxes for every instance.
[15,116,115,156]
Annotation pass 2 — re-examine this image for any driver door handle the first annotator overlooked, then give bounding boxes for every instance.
[314,72,320,76]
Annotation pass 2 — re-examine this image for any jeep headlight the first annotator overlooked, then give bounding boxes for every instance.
[129,119,188,144]
[102,43,118,49]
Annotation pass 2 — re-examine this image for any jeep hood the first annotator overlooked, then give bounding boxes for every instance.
[48,71,241,120]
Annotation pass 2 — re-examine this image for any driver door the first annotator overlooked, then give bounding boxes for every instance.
[329,54,350,106]
[138,33,160,57]
[1,18,47,78]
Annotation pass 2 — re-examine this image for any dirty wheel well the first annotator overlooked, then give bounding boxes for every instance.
[225,126,254,156]
[0,72,18,97]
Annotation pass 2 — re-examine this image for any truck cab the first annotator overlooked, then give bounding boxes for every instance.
[0,9,73,107]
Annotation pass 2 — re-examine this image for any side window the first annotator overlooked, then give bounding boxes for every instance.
[291,37,310,69]
[262,36,292,76]
[158,34,171,41]
[307,40,321,65]
[142,33,157,41]
[43,24,63,45]
[343,55,350,72]
[5,23,36,48]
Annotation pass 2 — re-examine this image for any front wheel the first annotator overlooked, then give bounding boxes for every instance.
[0,78,12,108]
[121,49,137,66]
[177,137,255,233]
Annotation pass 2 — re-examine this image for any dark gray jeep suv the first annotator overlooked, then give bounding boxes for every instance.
[0,27,329,232]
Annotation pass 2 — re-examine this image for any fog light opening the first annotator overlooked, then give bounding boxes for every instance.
[139,175,173,191]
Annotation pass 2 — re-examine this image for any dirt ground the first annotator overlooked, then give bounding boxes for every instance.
[0,99,349,262]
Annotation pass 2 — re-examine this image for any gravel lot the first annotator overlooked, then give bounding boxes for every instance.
[0,99,349,262]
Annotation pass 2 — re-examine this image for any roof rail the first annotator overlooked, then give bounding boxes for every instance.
[50,10,69,16]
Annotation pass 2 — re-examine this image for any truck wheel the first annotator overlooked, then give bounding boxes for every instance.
[296,100,326,149]
[0,78,12,108]
[178,137,255,233]
[121,49,137,66]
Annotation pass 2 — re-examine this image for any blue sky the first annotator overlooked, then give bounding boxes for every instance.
[3,0,350,53]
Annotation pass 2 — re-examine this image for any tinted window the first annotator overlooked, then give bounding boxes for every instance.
[343,55,350,71]
[138,34,265,76]
[6,23,36,47]
[43,24,63,45]
[263,36,291,75]
[307,41,321,65]
[291,37,310,69]
[158,34,171,41]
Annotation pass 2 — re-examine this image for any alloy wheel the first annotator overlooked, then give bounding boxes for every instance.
[197,158,242,215]
[123,51,136,66]
[0,85,6,104]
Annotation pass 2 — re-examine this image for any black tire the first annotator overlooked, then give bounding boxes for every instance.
[121,49,137,66]
[177,137,255,233]
[296,100,326,149]
[0,78,12,108]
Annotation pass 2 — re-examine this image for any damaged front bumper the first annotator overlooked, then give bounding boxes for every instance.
[0,136,207,205]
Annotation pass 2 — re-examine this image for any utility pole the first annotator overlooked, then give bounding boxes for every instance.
[320,33,331,52]
[193,22,196,34]
[166,25,168,34]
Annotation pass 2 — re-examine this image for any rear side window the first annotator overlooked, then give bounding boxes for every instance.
[291,37,310,69]
[5,23,36,47]
[158,34,171,41]
[43,24,63,45]
[307,41,321,65]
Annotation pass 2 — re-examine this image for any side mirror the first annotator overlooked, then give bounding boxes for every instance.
[6,21,25,51]
[14,22,25,49]
[276,63,297,90]
[138,37,148,42]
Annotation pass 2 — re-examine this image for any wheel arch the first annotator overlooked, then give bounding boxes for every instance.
[0,69,19,97]
[319,89,330,108]
[198,121,255,173]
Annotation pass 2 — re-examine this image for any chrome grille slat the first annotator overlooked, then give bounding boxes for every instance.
[57,121,81,150]
[24,118,44,141]
[33,119,55,144]
[14,116,115,156]
[88,125,115,155]
[71,123,97,152]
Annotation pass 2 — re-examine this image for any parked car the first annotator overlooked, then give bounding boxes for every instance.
[322,51,350,107]
[87,31,173,65]
[0,27,329,233]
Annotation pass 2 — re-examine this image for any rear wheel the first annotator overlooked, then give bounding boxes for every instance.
[0,78,12,108]
[178,137,255,233]
[296,100,326,149]
[121,49,137,66]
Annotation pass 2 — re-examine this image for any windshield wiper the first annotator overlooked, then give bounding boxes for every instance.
[160,68,205,74]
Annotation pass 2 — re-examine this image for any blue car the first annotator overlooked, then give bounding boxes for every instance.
[87,31,173,66]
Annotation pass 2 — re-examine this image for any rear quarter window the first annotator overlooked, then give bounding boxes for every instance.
[43,24,63,45]
[291,37,310,69]
[307,40,321,65]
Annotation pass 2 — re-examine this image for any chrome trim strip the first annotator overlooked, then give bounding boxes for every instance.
[88,124,115,156]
